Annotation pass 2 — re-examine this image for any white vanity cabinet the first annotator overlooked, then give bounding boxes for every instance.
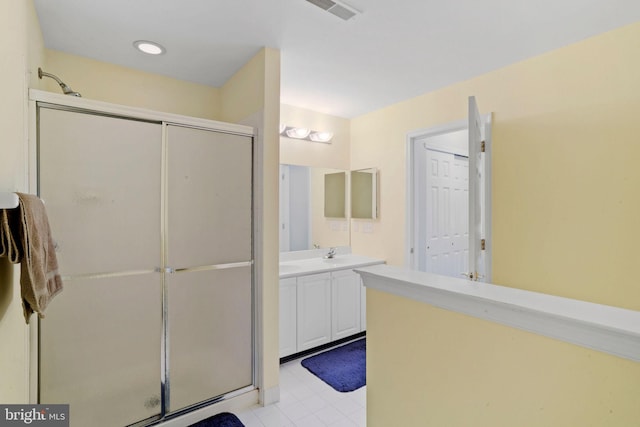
[279,277,298,358]
[297,273,333,351]
[331,269,362,340]
[278,254,384,358]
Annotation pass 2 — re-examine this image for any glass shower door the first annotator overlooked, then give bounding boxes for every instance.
[164,124,253,412]
[38,107,163,427]
[166,267,253,411]
[38,108,255,425]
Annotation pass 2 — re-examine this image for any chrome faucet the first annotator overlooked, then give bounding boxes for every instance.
[323,247,336,259]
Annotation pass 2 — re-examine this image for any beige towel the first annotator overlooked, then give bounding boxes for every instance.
[0,193,63,323]
[0,201,23,262]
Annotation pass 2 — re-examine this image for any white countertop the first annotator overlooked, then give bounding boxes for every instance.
[279,254,385,279]
[355,264,640,362]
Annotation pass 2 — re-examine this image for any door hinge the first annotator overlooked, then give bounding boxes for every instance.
[480,140,486,153]
[481,239,486,250]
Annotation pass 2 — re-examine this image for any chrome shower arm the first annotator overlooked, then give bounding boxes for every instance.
[38,68,64,85]
[38,67,81,97]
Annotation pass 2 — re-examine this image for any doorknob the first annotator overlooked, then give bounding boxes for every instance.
[461,272,484,281]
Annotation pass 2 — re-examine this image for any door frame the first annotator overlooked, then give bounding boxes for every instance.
[405,113,493,282]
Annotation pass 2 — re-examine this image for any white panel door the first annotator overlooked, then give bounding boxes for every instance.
[331,269,361,340]
[424,149,469,277]
[408,101,491,280]
[297,273,332,351]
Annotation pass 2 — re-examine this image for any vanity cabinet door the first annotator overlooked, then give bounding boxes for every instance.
[331,269,361,340]
[279,278,298,358]
[297,273,332,351]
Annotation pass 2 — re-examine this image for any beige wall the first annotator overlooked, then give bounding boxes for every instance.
[355,21,640,426]
[44,50,221,120]
[220,50,266,123]
[259,48,282,401]
[221,48,282,402]
[0,0,45,403]
[367,289,640,427]
[352,22,640,310]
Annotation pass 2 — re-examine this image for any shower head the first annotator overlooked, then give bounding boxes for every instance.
[38,67,81,97]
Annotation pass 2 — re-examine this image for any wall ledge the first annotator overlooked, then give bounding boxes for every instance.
[355,265,640,362]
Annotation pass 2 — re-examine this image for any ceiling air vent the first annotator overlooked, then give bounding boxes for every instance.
[305,0,359,21]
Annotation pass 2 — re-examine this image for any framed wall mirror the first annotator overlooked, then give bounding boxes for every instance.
[324,171,346,218]
[351,168,378,219]
[280,164,350,252]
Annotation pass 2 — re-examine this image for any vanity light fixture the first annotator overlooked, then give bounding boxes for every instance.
[280,125,333,143]
[133,40,166,55]
[309,131,334,143]
[286,127,311,139]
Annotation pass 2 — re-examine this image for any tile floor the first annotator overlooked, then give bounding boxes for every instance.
[236,350,366,427]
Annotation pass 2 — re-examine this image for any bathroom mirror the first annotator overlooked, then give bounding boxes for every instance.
[324,172,346,218]
[280,164,350,252]
[351,168,378,219]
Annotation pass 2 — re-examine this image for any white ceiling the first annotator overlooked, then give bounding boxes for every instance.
[34,0,640,118]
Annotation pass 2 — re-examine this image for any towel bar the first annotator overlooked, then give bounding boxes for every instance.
[0,192,19,209]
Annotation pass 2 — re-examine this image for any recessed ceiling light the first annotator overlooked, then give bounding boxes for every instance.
[133,40,166,55]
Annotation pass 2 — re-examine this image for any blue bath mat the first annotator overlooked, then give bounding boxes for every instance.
[301,338,366,392]
[189,412,244,427]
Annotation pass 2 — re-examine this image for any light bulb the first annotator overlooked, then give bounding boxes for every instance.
[286,127,311,139]
[309,131,334,143]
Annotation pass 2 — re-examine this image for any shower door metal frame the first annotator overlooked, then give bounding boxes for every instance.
[158,121,256,420]
[28,89,259,426]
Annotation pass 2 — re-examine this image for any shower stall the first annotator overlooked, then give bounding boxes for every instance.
[33,91,256,426]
